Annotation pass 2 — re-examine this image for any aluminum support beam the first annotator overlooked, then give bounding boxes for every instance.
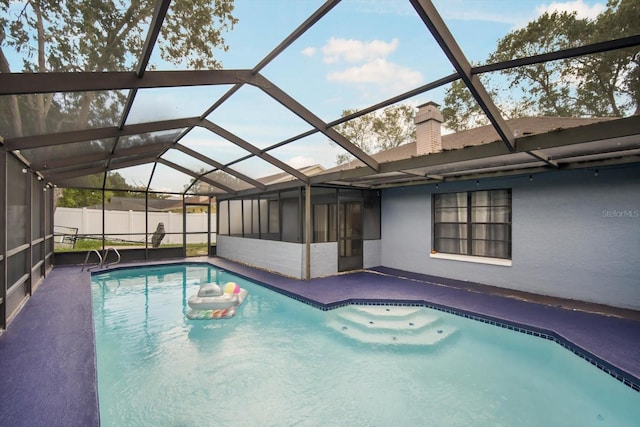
[474,35,640,75]
[197,1,340,121]
[43,155,157,182]
[4,117,195,150]
[304,183,311,281]
[28,142,173,171]
[137,0,171,77]
[526,150,559,168]
[249,74,458,159]
[0,150,6,329]
[249,74,380,172]
[0,70,256,96]
[157,158,237,195]
[253,0,340,72]
[199,119,310,182]
[328,73,458,128]
[115,0,171,134]
[174,144,267,190]
[410,0,515,151]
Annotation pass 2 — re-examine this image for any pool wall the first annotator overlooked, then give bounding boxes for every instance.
[381,165,640,311]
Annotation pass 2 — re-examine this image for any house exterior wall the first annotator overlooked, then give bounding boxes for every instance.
[310,243,338,278]
[217,236,381,279]
[380,164,640,310]
[217,236,304,278]
[364,239,382,268]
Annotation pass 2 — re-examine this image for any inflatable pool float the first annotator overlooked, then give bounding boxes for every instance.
[186,282,248,319]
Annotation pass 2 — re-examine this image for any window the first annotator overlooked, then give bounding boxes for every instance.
[433,189,511,259]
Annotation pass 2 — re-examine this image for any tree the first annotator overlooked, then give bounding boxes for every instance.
[56,171,166,207]
[442,0,640,131]
[335,104,416,164]
[56,174,110,208]
[442,80,490,132]
[0,0,238,138]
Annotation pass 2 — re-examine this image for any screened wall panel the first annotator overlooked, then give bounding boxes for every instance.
[32,242,44,266]
[241,199,260,239]
[229,200,242,236]
[147,193,183,248]
[105,191,148,247]
[7,251,27,291]
[20,138,115,169]
[218,200,229,235]
[32,178,43,240]
[268,198,280,237]
[261,193,281,240]
[7,156,28,250]
[0,151,5,328]
[281,190,300,243]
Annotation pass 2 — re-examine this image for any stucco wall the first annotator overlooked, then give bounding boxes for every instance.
[310,243,338,278]
[217,236,381,279]
[364,239,382,269]
[380,164,640,310]
[217,236,304,278]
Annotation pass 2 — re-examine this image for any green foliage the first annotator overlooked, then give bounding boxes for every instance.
[56,174,109,208]
[0,0,238,137]
[442,80,488,132]
[56,171,167,207]
[443,0,640,131]
[335,104,416,164]
[57,188,108,208]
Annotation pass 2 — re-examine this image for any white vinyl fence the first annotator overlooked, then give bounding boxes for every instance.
[54,207,216,246]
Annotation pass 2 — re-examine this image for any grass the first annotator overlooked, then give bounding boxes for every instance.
[55,239,212,257]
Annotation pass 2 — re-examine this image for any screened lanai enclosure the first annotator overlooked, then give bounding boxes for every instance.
[1,0,639,328]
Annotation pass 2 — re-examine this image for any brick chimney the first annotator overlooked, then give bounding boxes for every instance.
[414,101,443,155]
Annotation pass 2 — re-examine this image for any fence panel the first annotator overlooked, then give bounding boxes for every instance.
[54,208,216,246]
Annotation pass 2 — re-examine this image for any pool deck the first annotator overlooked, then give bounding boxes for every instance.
[1,257,639,426]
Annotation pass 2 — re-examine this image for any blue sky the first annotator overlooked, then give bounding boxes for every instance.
[4,0,609,192]
[151,0,606,191]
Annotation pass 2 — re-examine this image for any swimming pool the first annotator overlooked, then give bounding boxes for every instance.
[91,264,640,426]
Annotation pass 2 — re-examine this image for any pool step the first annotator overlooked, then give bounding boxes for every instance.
[326,305,457,347]
[336,306,440,333]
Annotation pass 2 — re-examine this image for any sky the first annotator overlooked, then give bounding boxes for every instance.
[149,0,605,192]
[3,0,610,193]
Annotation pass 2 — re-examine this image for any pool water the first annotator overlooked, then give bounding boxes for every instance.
[91,264,640,427]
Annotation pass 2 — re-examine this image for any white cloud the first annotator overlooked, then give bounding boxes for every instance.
[301,47,316,57]
[327,58,422,92]
[318,37,422,98]
[439,0,605,30]
[536,0,605,20]
[322,38,399,64]
[442,10,522,26]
